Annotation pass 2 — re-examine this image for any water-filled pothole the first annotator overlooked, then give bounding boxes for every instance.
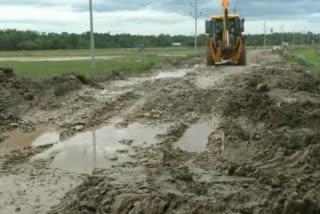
[175,123,212,153]
[32,123,168,173]
[2,129,60,148]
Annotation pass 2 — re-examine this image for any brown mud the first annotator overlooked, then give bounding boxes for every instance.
[1,50,320,214]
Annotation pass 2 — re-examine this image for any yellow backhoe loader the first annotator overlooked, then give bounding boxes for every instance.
[205,0,246,65]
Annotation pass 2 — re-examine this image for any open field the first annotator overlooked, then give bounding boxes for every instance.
[0,47,201,57]
[288,47,320,75]
[1,49,320,214]
[0,55,173,79]
[0,47,204,79]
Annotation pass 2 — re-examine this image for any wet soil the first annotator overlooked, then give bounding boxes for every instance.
[1,50,320,214]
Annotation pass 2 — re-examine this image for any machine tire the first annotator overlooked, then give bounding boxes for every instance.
[238,45,246,66]
[206,47,215,66]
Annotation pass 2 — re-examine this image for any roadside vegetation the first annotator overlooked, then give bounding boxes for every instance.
[0,48,205,79]
[1,29,319,51]
[288,47,320,75]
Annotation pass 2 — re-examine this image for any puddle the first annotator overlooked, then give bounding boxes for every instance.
[32,123,168,173]
[154,70,188,79]
[1,129,59,148]
[32,132,60,146]
[175,123,212,153]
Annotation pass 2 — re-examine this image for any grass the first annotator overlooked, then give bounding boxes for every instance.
[288,47,320,75]
[3,55,166,79]
[0,47,205,79]
[0,47,197,57]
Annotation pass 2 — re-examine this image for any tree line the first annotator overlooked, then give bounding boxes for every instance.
[246,32,319,47]
[0,29,318,51]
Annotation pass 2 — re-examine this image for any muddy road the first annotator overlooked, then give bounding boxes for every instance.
[0,50,320,214]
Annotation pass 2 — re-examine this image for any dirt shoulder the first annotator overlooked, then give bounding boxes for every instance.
[1,50,320,214]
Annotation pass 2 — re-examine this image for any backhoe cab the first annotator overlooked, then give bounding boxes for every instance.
[205,0,246,66]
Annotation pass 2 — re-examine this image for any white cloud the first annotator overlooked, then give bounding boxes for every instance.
[245,20,314,34]
[0,3,318,35]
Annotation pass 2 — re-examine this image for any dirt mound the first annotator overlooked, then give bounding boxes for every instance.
[257,66,320,92]
[0,67,14,76]
[132,79,220,122]
[0,70,103,140]
[0,69,43,129]
[204,65,320,213]
[94,70,126,82]
[222,65,320,129]
[41,73,103,96]
[48,172,221,214]
[1,144,53,173]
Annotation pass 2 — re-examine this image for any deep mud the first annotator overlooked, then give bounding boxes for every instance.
[1,50,320,214]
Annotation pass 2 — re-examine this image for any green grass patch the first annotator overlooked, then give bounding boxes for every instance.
[288,47,320,75]
[0,47,206,79]
[1,56,162,79]
[1,54,205,80]
[0,47,198,58]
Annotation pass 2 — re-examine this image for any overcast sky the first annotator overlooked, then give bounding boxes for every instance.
[0,0,319,35]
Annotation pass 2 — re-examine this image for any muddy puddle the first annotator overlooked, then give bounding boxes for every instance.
[1,129,60,148]
[175,123,212,153]
[31,122,168,173]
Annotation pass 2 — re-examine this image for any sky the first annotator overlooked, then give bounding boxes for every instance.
[0,0,319,35]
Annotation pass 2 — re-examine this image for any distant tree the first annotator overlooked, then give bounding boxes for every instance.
[0,29,315,51]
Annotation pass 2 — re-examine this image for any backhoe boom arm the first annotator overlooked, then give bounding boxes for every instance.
[222,0,229,45]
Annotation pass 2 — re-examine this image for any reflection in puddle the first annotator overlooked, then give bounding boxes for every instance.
[32,123,168,173]
[32,132,60,147]
[154,70,188,79]
[175,124,212,153]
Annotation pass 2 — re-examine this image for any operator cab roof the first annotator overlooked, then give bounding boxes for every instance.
[211,14,240,20]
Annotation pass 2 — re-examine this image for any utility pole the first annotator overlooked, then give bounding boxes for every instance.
[281,25,284,45]
[89,0,96,68]
[264,20,267,47]
[293,29,295,46]
[301,32,303,46]
[232,0,238,14]
[313,34,315,46]
[194,0,198,53]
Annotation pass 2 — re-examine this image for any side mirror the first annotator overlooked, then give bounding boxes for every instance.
[240,18,245,32]
[205,20,211,34]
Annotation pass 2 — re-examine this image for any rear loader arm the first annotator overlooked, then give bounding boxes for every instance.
[222,0,229,46]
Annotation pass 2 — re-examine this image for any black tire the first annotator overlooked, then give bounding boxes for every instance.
[206,47,215,66]
[238,46,246,66]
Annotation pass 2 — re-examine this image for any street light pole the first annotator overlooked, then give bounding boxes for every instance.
[89,0,96,68]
